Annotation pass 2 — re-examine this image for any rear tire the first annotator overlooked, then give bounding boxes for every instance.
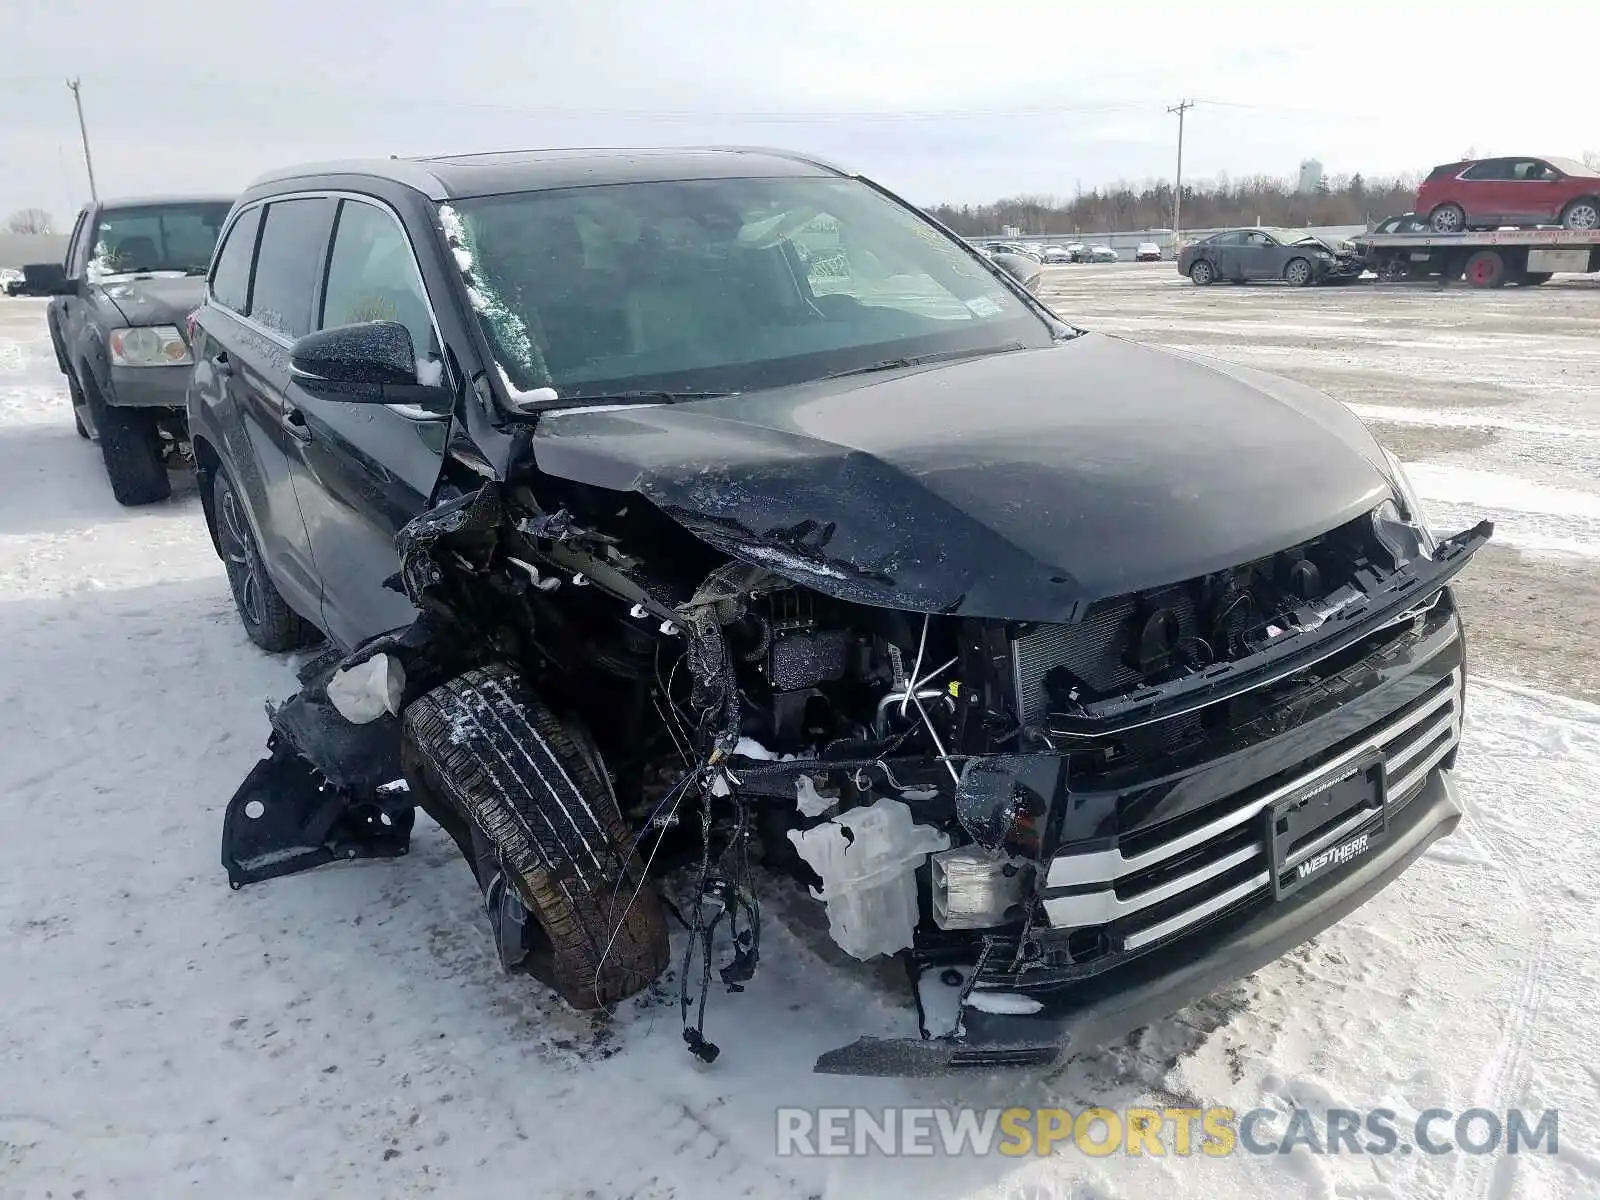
[212,469,318,652]
[1188,259,1215,286]
[1463,250,1507,288]
[1429,203,1466,233]
[1559,197,1599,231]
[401,665,670,1010]
[83,374,169,505]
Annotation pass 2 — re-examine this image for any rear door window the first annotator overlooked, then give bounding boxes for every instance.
[249,198,337,339]
[209,206,262,314]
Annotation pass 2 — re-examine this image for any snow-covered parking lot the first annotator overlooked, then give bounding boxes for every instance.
[4,276,1600,1199]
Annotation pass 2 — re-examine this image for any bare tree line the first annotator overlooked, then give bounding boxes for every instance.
[4,208,55,235]
[925,172,1424,237]
[929,151,1600,237]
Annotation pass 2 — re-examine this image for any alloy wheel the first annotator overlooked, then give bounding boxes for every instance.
[219,484,265,627]
[1563,201,1599,230]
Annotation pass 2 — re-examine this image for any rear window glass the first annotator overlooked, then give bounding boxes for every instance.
[209,207,261,313]
[250,198,336,339]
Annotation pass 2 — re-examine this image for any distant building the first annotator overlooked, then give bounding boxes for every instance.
[1297,159,1324,195]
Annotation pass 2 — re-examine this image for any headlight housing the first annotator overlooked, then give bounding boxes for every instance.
[109,325,192,367]
[1372,449,1436,565]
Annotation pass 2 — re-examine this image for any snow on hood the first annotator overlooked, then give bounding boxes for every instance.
[530,335,1395,621]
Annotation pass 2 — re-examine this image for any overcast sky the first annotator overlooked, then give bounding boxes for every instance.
[3,0,1596,226]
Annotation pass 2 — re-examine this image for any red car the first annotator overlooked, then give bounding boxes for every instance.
[1415,156,1600,232]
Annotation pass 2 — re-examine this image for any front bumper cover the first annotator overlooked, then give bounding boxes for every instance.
[813,767,1460,1075]
[108,363,190,409]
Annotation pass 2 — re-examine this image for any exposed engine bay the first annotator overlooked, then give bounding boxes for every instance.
[222,465,1491,1071]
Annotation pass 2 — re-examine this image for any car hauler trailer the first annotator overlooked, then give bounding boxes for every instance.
[1355,227,1600,287]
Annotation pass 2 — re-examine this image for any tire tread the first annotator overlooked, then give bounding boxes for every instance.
[401,664,669,1009]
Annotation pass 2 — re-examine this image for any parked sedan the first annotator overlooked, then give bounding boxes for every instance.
[991,242,1042,262]
[1178,228,1364,287]
[1135,242,1162,262]
[1083,245,1118,263]
[1039,245,1073,264]
[1415,156,1600,232]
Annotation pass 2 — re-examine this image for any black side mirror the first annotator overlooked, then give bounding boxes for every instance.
[990,252,1043,295]
[22,263,71,296]
[288,321,443,405]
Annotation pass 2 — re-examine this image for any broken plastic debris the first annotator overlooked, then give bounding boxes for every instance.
[962,991,1044,1016]
[786,798,950,960]
[327,653,406,725]
[795,775,835,818]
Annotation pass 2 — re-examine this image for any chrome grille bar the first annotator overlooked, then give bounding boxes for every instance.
[1043,669,1461,941]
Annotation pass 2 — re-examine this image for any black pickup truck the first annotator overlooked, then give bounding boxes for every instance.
[29,195,233,504]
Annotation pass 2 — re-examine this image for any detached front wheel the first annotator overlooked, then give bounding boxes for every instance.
[401,665,670,1009]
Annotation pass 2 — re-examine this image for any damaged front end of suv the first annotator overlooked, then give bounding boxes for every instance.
[217,160,1490,1075]
[222,344,1490,1075]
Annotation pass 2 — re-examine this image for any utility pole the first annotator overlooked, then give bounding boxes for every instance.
[1167,99,1193,246]
[66,77,98,204]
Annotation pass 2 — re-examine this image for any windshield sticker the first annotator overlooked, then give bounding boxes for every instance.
[965,296,1002,318]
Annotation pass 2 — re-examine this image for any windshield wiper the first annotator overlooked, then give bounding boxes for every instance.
[553,390,737,407]
[824,342,1025,380]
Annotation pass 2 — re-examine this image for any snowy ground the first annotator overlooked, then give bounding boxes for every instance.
[3,284,1600,1199]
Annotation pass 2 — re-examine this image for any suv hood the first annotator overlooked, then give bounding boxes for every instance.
[96,275,205,327]
[530,334,1395,622]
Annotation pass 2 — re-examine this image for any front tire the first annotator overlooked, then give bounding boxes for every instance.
[66,370,90,439]
[82,373,168,505]
[1188,259,1215,286]
[401,665,670,1010]
[212,469,317,652]
[1283,257,1314,287]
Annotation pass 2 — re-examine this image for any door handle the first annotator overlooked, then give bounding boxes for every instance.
[281,403,312,442]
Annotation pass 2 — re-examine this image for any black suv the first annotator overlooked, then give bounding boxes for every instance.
[35,196,234,503]
[198,149,1490,1074]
